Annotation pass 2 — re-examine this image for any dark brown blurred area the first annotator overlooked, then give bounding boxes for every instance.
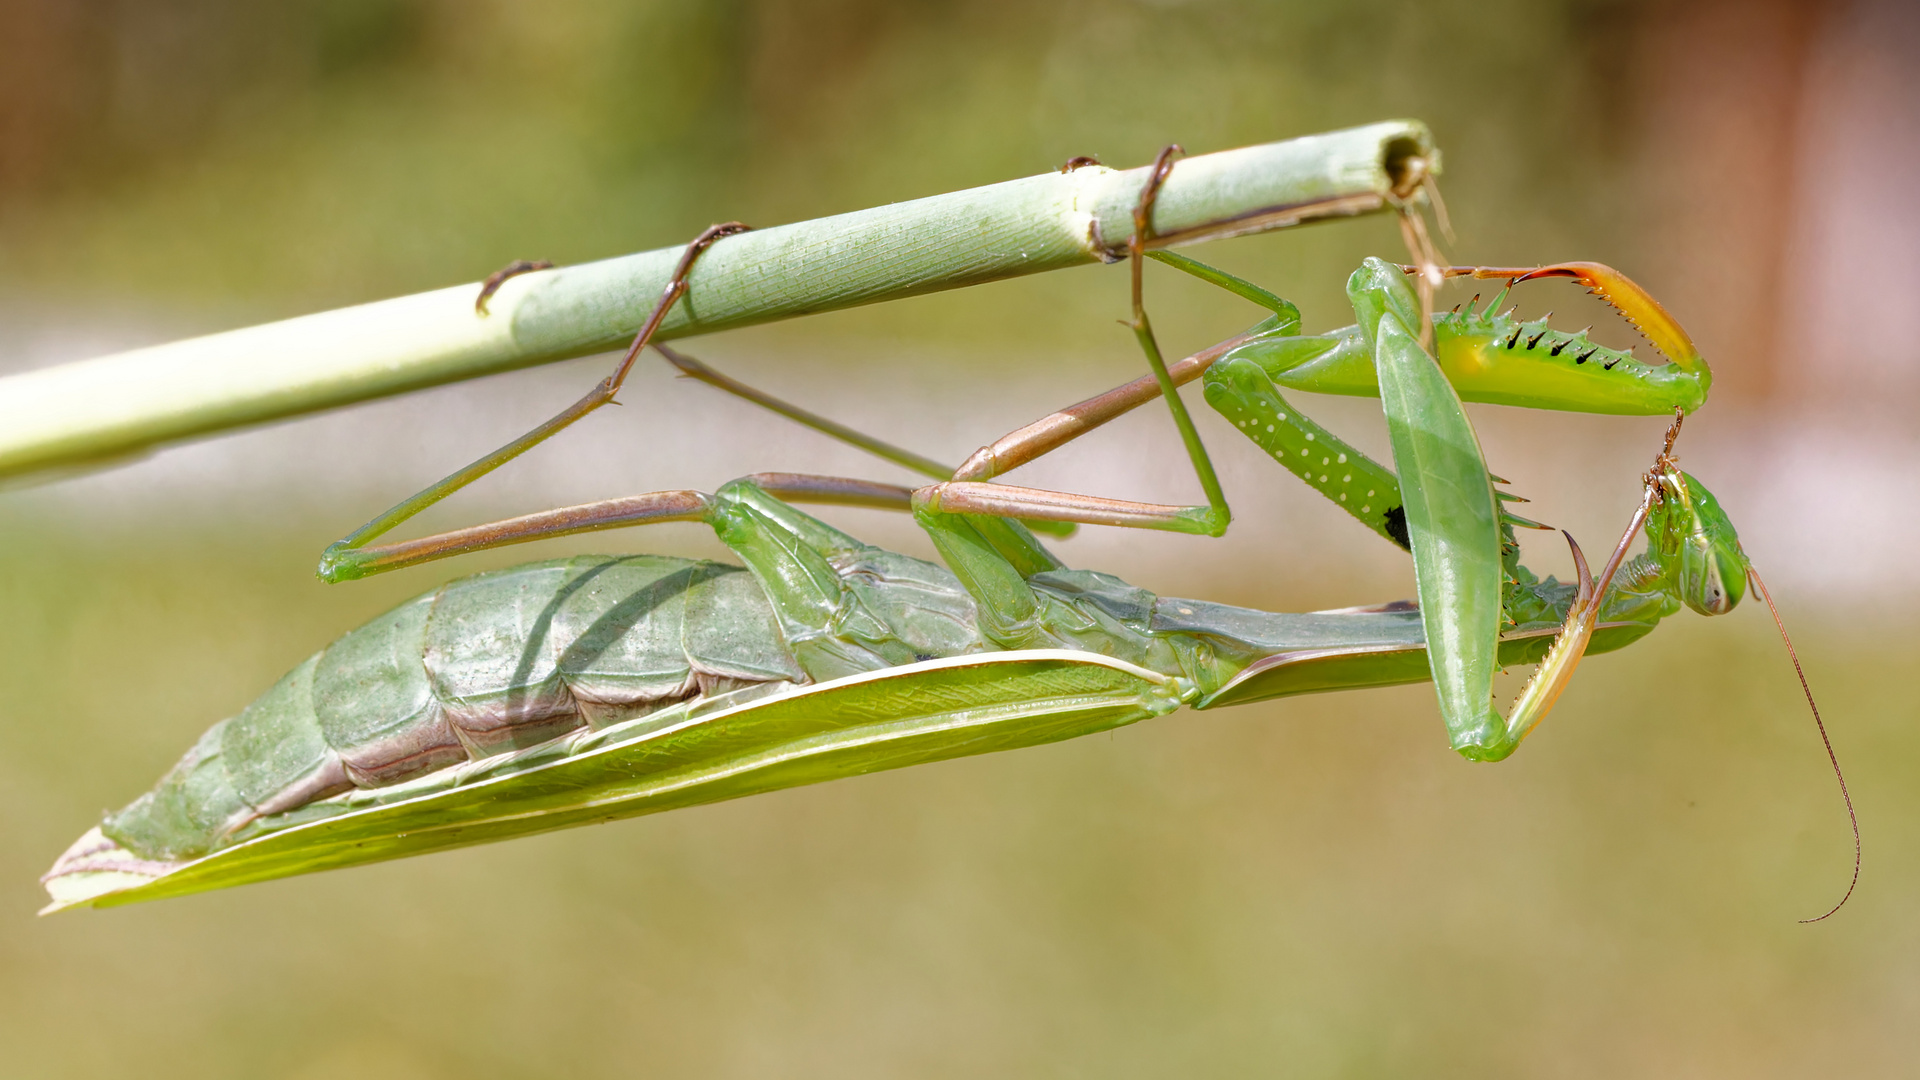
[0,0,422,191]
[1614,0,1832,405]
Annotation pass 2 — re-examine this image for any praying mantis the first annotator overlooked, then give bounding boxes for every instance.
[41,149,1852,917]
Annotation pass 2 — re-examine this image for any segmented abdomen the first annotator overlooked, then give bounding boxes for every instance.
[104,555,806,860]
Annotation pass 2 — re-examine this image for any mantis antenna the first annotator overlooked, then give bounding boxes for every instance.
[1749,567,1860,923]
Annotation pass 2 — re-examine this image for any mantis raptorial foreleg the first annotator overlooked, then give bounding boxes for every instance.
[1410,261,1709,396]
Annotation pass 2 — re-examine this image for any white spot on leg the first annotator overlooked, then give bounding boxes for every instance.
[1338,453,1348,464]
[1305,433,1316,441]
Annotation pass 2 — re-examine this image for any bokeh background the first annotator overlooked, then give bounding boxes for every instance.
[3,0,1918,1075]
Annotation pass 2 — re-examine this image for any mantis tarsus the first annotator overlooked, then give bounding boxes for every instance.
[41,150,1853,917]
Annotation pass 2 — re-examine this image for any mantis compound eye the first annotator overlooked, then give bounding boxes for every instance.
[1680,535,1747,615]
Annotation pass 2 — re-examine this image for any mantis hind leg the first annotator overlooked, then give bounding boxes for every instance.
[318,470,988,682]
[320,222,750,582]
[652,342,1077,541]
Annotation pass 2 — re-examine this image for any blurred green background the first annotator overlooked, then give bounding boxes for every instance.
[4,0,1918,1075]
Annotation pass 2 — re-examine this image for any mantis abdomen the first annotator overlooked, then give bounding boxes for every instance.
[104,556,822,862]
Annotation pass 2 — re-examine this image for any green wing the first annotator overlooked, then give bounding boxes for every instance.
[1349,258,1506,758]
[43,652,1182,912]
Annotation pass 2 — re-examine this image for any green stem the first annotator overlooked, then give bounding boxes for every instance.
[0,121,1433,483]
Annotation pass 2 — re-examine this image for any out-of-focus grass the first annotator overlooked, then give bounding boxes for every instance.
[2,519,1914,1078]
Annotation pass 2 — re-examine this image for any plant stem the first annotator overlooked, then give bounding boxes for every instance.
[0,121,1433,483]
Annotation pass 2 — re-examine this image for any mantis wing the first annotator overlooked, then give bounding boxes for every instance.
[1348,258,1508,759]
[43,652,1181,911]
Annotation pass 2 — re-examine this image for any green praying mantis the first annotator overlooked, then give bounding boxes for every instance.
[40,150,1854,917]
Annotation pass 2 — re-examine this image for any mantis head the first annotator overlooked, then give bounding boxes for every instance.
[1647,465,1749,616]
